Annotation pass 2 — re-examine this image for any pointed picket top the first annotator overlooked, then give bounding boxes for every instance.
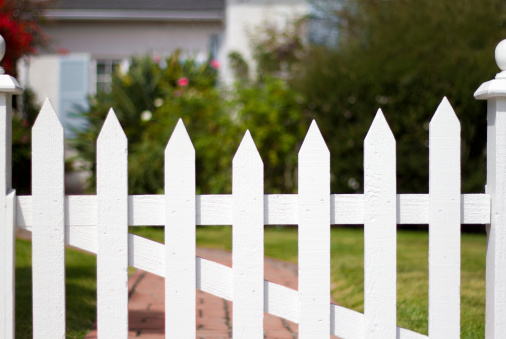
[233,130,263,165]
[32,98,63,134]
[430,97,460,133]
[299,120,329,156]
[97,108,126,144]
[165,119,194,156]
[364,109,395,146]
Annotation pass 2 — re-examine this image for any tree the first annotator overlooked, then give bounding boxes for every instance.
[0,0,49,75]
[292,0,506,194]
[0,0,49,194]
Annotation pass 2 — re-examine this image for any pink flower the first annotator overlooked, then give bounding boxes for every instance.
[177,77,189,87]
[210,59,220,69]
[152,55,161,63]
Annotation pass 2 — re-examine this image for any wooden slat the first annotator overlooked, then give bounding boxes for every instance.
[232,131,264,338]
[164,120,196,337]
[31,99,65,339]
[1,190,15,339]
[28,223,429,338]
[298,121,330,338]
[15,193,491,228]
[428,98,461,338]
[96,109,128,338]
[364,109,397,338]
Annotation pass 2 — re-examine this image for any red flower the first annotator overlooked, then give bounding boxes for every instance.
[56,47,69,55]
[177,77,189,87]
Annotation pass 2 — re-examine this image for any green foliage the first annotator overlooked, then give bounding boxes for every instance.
[12,88,40,195]
[293,0,506,193]
[72,52,238,194]
[73,48,309,194]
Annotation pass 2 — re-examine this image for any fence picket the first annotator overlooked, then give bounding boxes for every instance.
[97,109,128,338]
[428,97,461,338]
[298,121,330,338]
[364,109,397,338]
[31,99,65,339]
[232,131,264,338]
[164,119,196,337]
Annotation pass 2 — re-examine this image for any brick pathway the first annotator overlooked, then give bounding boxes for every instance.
[85,247,336,339]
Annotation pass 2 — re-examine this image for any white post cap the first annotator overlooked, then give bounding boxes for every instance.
[475,39,506,99]
[0,34,23,94]
[0,34,5,74]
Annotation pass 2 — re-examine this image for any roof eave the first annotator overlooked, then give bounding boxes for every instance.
[45,9,224,22]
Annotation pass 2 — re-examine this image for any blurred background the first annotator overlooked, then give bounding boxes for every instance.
[3,0,504,204]
[4,1,501,337]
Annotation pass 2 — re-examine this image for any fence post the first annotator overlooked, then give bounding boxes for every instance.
[0,34,22,339]
[475,39,506,339]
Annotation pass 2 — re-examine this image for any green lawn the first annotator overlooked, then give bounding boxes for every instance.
[15,239,97,339]
[15,227,486,338]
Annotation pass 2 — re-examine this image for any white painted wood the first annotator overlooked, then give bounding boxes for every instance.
[15,193,491,228]
[484,97,506,338]
[331,303,365,339]
[364,109,397,338]
[298,121,330,338]
[1,190,15,339]
[96,109,128,338]
[0,91,14,339]
[428,98,461,338]
[31,99,65,339]
[20,223,432,338]
[164,120,196,338]
[232,130,264,338]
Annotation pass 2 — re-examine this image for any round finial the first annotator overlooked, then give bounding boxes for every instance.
[496,39,506,71]
[0,34,5,74]
[0,34,4,62]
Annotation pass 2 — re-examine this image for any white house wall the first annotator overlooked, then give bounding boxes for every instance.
[42,21,223,59]
[19,55,61,114]
[221,0,308,82]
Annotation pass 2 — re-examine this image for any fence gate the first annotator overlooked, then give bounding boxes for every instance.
[2,37,506,339]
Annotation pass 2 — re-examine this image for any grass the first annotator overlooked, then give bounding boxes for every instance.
[15,226,486,338]
[132,225,486,338]
[15,239,97,339]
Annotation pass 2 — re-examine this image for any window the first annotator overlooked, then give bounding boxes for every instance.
[96,59,121,92]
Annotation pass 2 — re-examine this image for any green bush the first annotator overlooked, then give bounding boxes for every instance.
[72,50,308,194]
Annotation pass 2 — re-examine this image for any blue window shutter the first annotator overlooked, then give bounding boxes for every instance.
[59,55,90,138]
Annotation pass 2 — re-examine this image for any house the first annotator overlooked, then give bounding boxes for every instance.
[18,0,308,137]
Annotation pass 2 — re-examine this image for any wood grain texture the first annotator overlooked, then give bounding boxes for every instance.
[25,224,430,338]
[164,120,196,338]
[298,121,330,338]
[96,109,128,338]
[428,98,461,338]
[15,193,490,228]
[485,97,506,338]
[31,99,65,339]
[232,131,264,338]
[364,109,397,338]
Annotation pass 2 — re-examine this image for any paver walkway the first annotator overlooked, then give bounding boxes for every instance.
[85,247,338,339]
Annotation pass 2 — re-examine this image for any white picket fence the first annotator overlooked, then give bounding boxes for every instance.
[3,41,506,339]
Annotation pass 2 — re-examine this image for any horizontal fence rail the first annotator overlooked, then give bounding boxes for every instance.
[15,193,491,228]
[1,95,493,339]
